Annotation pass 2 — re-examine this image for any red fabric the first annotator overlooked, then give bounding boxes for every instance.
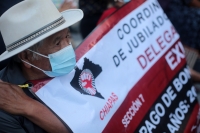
[28,78,52,93]
[97,7,117,25]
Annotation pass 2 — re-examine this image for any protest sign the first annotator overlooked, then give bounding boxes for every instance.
[30,0,200,132]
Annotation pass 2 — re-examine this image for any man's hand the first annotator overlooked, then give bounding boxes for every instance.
[0,80,33,115]
[59,0,77,12]
[189,69,200,83]
[0,80,69,133]
[190,0,200,8]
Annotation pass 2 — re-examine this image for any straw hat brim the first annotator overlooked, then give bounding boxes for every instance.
[0,9,83,62]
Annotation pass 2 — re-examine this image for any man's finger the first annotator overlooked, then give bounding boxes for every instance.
[0,81,16,90]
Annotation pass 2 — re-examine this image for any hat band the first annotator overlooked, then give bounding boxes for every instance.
[6,16,65,52]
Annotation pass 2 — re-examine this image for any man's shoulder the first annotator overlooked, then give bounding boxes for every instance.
[0,109,19,123]
[0,98,46,133]
[0,109,47,133]
[0,61,26,84]
[0,66,9,81]
[0,110,26,133]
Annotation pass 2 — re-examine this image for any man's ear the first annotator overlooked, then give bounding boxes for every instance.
[18,51,32,68]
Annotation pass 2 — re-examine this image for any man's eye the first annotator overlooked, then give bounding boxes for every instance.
[56,41,60,45]
[66,35,70,38]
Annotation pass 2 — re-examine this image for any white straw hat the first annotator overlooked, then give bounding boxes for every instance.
[0,0,83,62]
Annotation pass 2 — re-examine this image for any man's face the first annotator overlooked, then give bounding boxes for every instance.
[27,28,71,77]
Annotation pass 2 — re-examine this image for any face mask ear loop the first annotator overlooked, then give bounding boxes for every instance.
[27,49,49,59]
[21,59,45,72]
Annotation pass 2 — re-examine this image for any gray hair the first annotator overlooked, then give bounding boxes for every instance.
[29,40,44,60]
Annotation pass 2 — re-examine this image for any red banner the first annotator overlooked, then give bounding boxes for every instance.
[30,0,200,132]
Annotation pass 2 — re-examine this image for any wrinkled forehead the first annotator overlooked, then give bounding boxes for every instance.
[45,28,69,41]
[40,28,69,46]
[28,28,70,53]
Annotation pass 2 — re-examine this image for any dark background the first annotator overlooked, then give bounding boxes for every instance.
[0,0,22,70]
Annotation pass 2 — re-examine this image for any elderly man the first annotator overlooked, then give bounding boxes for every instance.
[0,0,83,132]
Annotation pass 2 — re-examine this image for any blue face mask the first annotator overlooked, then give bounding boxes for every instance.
[22,45,76,77]
[124,0,130,3]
